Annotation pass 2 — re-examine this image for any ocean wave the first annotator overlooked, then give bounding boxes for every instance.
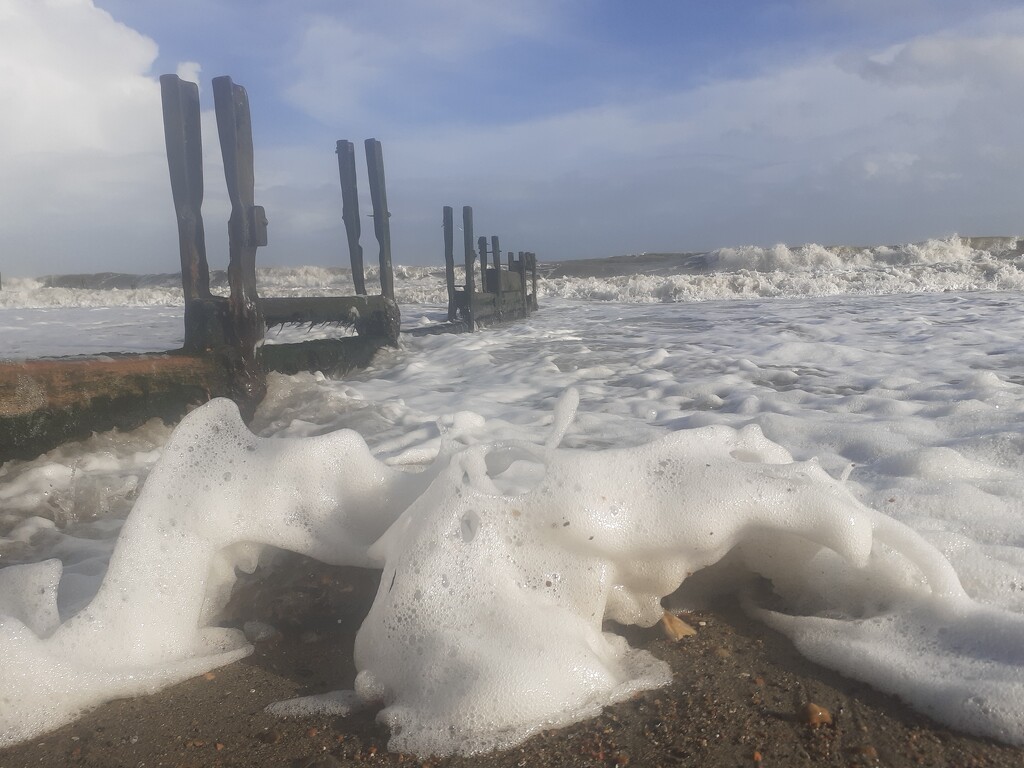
[1,236,1020,309]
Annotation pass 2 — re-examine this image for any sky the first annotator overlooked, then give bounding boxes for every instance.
[2,0,1024,277]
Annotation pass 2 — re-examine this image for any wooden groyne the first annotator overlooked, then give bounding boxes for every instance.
[0,75,538,465]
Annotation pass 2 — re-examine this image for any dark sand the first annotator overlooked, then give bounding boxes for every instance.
[2,555,1022,768]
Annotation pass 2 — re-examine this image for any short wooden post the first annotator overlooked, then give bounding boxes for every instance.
[462,206,475,326]
[513,251,527,315]
[336,140,366,295]
[491,236,502,300]
[478,236,489,291]
[364,138,394,301]
[491,237,501,273]
[212,75,267,406]
[160,74,212,352]
[443,206,456,321]
[527,252,538,310]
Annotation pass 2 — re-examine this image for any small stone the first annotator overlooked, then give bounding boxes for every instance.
[846,744,879,760]
[257,728,282,744]
[306,727,319,738]
[661,611,697,641]
[202,672,216,681]
[800,702,833,726]
[713,647,731,659]
[215,742,225,751]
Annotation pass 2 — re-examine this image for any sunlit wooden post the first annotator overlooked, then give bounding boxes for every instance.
[336,140,366,295]
[462,206,475,326]
[443,205,456,321]
[160,74,212,352]
[212,75,267,406]
[364,138,394,300]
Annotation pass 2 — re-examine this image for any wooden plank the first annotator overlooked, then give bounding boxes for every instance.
[260,337,391,377]
[260,295,383,325]
[364,138,394,300]
[0,355,232,464]
[336,140,366,295]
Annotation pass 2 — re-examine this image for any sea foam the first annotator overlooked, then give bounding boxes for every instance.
[0,399,432,746]
[6,393,1023,755]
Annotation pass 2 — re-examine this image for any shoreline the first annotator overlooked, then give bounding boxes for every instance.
[2,557,1023,768]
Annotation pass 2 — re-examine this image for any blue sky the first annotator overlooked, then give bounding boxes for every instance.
[2,0,1023,276]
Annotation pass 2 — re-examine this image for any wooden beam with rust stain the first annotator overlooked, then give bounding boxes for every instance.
[0,354,233,464]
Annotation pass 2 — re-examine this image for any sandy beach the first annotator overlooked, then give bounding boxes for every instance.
[2,555,1022,768]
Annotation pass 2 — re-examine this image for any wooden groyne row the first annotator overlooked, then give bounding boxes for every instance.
[0,75,538,464]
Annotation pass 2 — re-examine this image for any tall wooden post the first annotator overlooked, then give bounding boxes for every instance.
[443,206,456,321]
[336,140,366,295]
[212,75,267,406]
[364,138,394,300]
[160,74,211,352]
[462,206,475,327]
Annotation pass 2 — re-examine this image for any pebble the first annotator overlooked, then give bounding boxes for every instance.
[800,702,833,726]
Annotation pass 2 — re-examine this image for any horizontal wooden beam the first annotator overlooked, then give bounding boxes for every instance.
[0,354,233,464]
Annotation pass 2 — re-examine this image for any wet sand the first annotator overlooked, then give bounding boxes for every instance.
[2,555,1022,768]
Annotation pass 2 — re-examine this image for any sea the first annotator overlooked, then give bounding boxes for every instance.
[1,235,1024,754]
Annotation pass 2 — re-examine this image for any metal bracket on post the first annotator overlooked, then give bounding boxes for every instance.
[212,75,266,409]
[364,138,395,301]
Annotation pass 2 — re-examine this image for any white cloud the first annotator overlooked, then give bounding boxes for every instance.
[0,0,160,153]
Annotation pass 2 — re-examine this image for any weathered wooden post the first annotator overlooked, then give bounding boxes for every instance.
[513,251,527,315]
[336,140,366,295]
[491,237,501,273]
[478,236,488,291]
[212,75,267,407]
[462,206,475,326]
[364,138,394,301]
[527,252,538,310]
[443,206,456,321]
[160,74,212,352]
[491,235,502,301]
